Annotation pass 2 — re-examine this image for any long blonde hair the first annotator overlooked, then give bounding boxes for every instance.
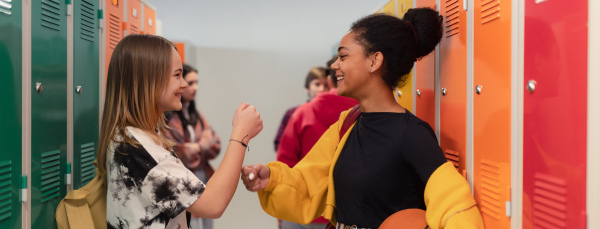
[98,34,176,176]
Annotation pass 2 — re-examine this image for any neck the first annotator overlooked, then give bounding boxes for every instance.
[356,86,399,113]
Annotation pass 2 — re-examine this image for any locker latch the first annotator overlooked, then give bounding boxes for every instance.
[20,175,27,202]
[98,9,104,29]
[66,162,72,185]
[66,0,72,16]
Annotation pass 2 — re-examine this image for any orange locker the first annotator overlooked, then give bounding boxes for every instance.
[142,2,156,35]
[472,0,512,228]
[439,0,467,176]
[125,0,142,35]
[174,43,185,63]
[395,0,414,112]
[414,0,436,130]
[382,0,395,16]
[105,0,124,81]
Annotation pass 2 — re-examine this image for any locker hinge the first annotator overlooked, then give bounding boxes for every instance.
[463,0,468,11]
[98,9,104,29]
[66,0,72,16]
[20,175,27,202]
[505,201,511,217]
[65,162,72,185]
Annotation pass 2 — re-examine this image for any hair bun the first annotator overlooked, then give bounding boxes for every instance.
[403,8,443,59]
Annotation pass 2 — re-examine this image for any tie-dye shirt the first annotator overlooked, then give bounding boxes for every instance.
[107,126,205,229]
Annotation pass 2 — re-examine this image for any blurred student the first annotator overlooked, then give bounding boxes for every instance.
[276,57,358,229]
[99,34,263,229]
[164,63,221,229]
[274,67,329,152]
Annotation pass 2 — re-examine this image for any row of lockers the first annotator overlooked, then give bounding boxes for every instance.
[0,0,157,228]
[376,0,588,228]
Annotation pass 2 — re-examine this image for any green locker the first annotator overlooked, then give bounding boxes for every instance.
[0,1,23,228]
[31,0,67,228]
[72,0,99,189]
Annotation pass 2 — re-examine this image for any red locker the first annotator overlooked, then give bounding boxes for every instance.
[523,0,588,228]
[439,0,467,176]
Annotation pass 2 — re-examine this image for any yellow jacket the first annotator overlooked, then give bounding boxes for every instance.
[257,109,484,229]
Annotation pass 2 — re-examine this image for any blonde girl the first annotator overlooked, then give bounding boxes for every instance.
[99,34,262,228]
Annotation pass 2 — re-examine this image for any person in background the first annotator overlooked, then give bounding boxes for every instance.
[275,56,358,229]
[274,67,329,152]
[242,9,483,229]
[164,63,220,229]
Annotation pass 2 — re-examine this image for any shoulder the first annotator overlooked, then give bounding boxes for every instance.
[126,126,175,163]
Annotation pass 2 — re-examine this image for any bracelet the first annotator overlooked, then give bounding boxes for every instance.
[229,135,249,151]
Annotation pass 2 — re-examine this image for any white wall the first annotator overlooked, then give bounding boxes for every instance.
[144,0,378,228]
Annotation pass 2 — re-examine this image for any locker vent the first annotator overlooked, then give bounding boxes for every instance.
[0,161,12,222]
[444,149,460,169]
[41,0,62,31]
[40,150,60,203]
[480,159,501,219]
[80,0,96,42]
[444,0,460,37]
[80,142,96,186]
[130,24,139,34]
[533,173,567,228]
[0,0,11,16]
[108,13,122,49]
[481,0,500,25]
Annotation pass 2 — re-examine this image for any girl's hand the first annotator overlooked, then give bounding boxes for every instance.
[241,164,270,192]
[232,103,263,141]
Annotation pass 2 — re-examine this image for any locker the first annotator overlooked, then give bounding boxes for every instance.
[383,0,395,16]
[72,0,100,189]
[414,0,436,130]
[395,0,414,113]
[472,0,512,228]
[141,2,155,35]
[125,0,141,35]
[0,0,23,228]
[523,0,588,228]
[105,0,124,82]
[31,0,68,228]
[438,0,467,176]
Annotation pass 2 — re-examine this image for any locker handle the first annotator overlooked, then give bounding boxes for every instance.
[20,175,27,202]
[66,162,72,185]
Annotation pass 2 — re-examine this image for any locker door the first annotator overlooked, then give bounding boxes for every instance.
[382,0,395,16]
[439,0,467,176]
[73,0,100,189]
[0,1,23,228]
[395,0,414,112]
[125,0,141,35]
[31,0,68,228]
[473,0,512,228]
[414,0,436,130]
[523,0,587,228]
[141,3,155,35]
[105,0,123,82]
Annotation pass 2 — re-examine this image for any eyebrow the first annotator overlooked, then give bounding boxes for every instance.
[337,46,350,52]
[174,68,182,72]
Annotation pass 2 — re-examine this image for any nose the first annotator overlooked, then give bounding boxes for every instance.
[330,58,340,70]
[180,77,189,88]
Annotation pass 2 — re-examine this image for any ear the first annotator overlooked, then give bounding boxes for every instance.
[369,52,384,73]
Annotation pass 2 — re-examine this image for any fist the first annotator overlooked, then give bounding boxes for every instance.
[241,164,270,192]
[232,103,263,141]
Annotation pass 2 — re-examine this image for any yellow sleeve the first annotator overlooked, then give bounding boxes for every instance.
[257,121,340,224]
[424,162,484,229]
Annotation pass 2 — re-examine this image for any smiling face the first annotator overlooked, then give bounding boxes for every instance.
[158,47,188,113]
[306,78,328,100]
[181,71,198,102]
[330,32,373,99]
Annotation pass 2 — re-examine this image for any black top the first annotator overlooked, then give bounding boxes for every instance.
[333,110,447,228]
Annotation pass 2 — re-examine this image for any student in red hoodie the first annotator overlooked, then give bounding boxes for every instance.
[275,56,358,229]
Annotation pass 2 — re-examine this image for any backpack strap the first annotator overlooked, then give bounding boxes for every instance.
[339,104,362,140]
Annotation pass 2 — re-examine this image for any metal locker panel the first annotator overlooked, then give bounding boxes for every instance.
[439,0,467,176]
[383,0,395,16]
[0,0,23,228]
[141,3,155,35]
[31,0,68,228]
[395,0,414,113]
[415,0,436,131]
[523,0,588,228]
[126,0,141,35]
[73,0,99,189]
[472,0,512,228]
[105,0,123,83]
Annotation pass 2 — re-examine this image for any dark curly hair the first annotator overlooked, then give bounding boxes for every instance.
[350,8,442,89]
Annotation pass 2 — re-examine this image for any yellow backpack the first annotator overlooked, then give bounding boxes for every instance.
[55,161,107,229]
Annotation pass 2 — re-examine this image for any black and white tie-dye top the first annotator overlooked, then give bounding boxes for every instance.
[106,126,205,229]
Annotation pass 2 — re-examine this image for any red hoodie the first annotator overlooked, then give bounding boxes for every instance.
[276,89,357,224]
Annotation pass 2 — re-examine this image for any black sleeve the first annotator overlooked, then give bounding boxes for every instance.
[402,119,448,184]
